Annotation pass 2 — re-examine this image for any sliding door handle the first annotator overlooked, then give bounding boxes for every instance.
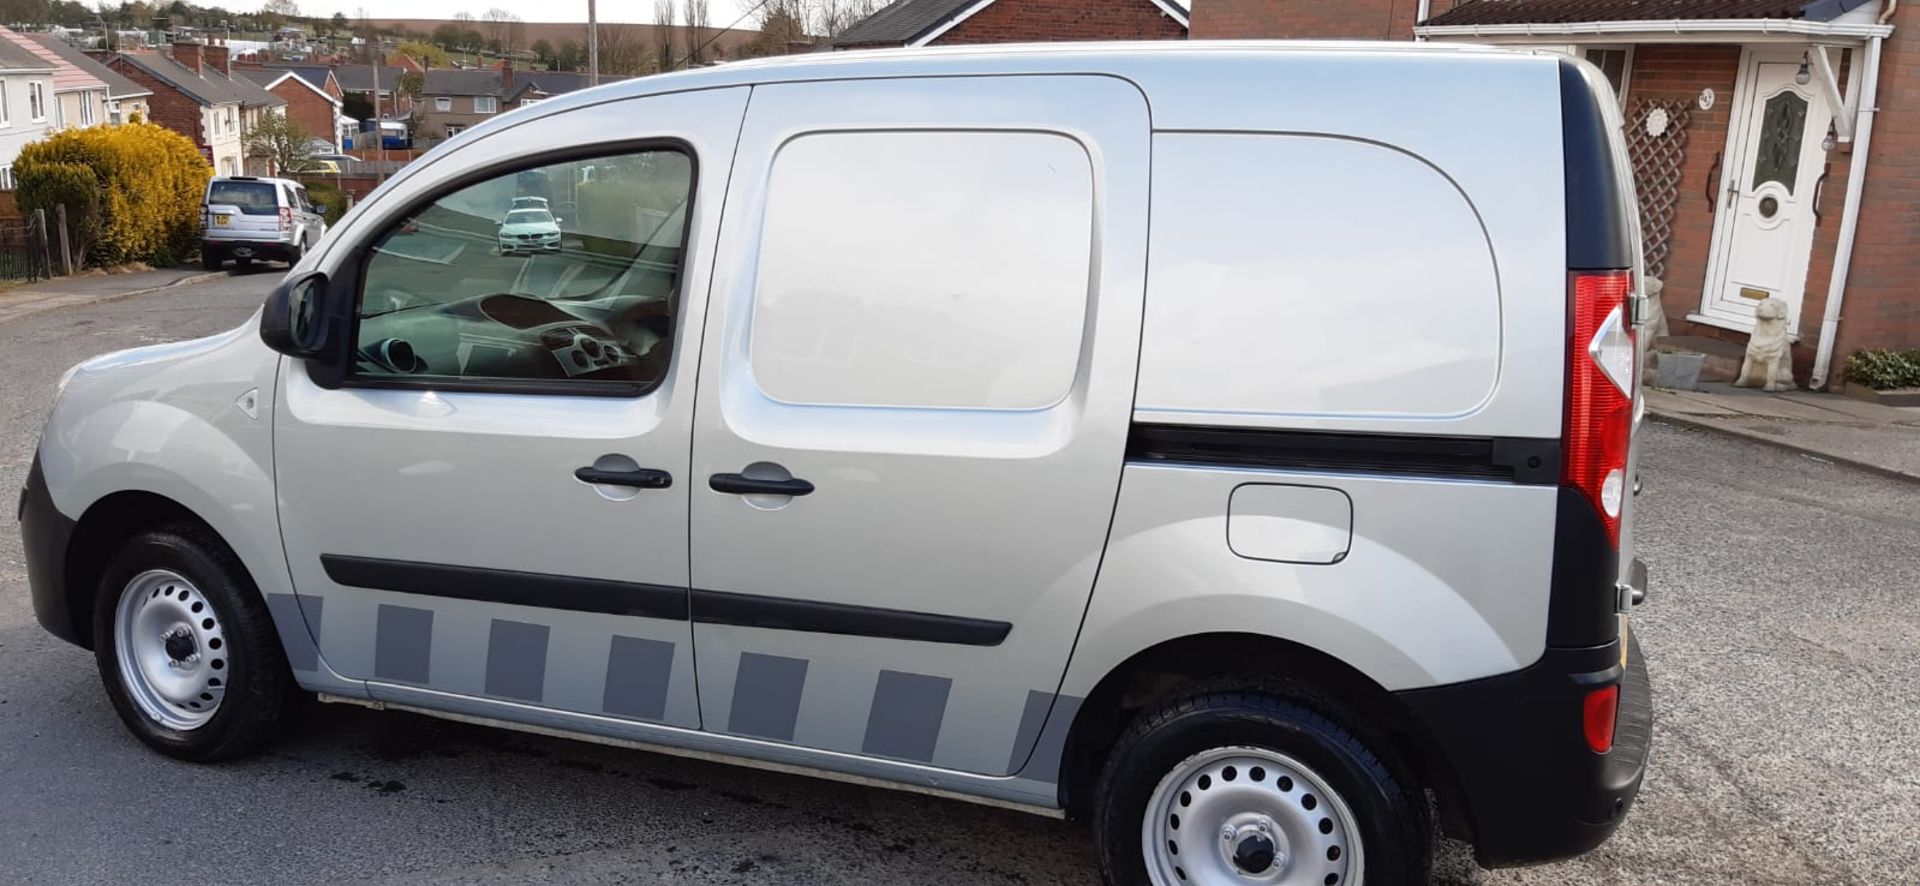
[575,466,673,489]
[709,473,814,497]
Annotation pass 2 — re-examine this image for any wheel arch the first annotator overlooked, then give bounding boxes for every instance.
[63,490,237,649]
[1056,631,1476,843]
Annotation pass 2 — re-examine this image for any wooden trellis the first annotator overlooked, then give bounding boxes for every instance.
[1626,98,1693,283]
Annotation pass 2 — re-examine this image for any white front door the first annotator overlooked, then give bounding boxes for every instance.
[1701,52,1834,331]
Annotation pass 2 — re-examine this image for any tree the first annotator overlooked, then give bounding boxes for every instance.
[815,0,880,38]
[531,37,554,67]
[555,37,583,71]
[681,0,709,66]
[261,0,296,18]
[342,91,374,122]
[596,23,650,77]
[245,112,316,175]
[330,11,347,30]
[397,69,423,99]
[395,39,450,67]
[651,0,675,73]
[745,0,808,57]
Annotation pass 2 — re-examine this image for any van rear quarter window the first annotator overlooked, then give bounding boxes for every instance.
[747,130,1094,410]
[1138,134,1501,419]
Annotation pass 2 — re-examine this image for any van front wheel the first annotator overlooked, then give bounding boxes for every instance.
[1093,682,1430,885]
[92,525,293,762]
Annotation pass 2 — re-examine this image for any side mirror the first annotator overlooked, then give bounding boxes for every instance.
[260,272,330,358]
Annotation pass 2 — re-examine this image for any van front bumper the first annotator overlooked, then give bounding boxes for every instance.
[1396,633,1652,868]
[18,453,83,647]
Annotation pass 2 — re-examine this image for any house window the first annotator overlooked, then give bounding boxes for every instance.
[473,96,497,114]
[435,96,451,112]
[1,78,12,126]
[0,166,13,190]
[444,124,464,138]
[1583,47,1633,102]
[79,97,94,126]
[28,81,45,121]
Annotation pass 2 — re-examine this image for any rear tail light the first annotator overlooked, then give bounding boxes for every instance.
[279,206,292,231]
[1582,684,1620,753]
[1563,271,1636,547]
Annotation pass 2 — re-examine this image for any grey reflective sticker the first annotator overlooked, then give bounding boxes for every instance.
[861,670,951,762]
[267,593,322,672]
[602,635,675,720]
[1021,694,1083,785]
[728,652,808,741]
[375,604,433,683]
[1008,689,1053,775]
[484,619,550,702]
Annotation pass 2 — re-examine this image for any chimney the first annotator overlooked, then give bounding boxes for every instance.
[171,38,204,75]
[205,39,230,77]
[499,57,514,90]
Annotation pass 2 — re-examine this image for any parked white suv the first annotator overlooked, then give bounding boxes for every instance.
[202,176,327,270]
[21,44,1651,883]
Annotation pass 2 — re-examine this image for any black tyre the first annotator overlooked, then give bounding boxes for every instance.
[1094,680,1430,886]
[201,249,222,271]
[289,238,305,265]
[92,525,294,762]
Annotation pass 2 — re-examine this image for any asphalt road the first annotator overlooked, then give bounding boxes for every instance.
[2,272,1917,884]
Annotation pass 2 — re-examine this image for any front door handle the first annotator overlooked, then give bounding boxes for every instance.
[709,473,814,497]
[575,466,673,489]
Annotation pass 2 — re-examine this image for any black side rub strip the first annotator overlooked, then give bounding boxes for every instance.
[691,588,1012,647]
[1128,423,1561,485]
[321,555,690,621]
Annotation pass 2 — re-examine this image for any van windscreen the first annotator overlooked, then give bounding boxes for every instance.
[208,181,278,215]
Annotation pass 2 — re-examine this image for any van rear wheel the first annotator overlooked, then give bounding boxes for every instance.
[1093,681,1430,885]
[92,525,293,762]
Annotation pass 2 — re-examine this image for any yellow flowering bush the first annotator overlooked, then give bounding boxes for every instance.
[16,122,211,266]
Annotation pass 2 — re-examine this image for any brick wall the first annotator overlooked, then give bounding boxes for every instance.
[1834,8,1920,362]
[932,0,1187,44]
[102,56,209,155]
[273,79,337,148]
[1189,0,1472,39]
[1627,46,1744,345]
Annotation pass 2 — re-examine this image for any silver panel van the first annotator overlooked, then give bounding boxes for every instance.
[21,43,1652,884]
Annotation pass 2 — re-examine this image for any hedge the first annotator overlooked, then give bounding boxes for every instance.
[15,123,210,267]
[1844,349,1920,391]
[15,160,100,266]
[304,180,350,225]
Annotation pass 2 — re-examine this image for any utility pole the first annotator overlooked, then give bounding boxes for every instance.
[587,0,599,86]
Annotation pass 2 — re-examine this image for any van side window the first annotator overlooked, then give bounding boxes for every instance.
[351,148,694,392]
[748,131,1093,409]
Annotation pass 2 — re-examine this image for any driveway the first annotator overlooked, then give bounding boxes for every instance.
[1,274,1915,884]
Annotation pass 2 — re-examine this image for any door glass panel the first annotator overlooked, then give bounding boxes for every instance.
[1751,91,1807,194]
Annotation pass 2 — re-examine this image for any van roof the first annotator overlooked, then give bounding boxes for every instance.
[474,40,1550,130]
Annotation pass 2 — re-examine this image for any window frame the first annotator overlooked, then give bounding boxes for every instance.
[28,80,45,121]
[434,96,451,112]
[1580,45,1634,104]
[0,78,11,127]
[312,137,700,399]
[474,95,497,114]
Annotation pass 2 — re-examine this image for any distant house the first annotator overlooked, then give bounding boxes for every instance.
[333,63,409,116]
[0,27,109,132]
[23,32,151,124]
[103,40,287,176]
[0,37,56,189]
[833,0,1189,48]
[241,64,350,150]
[415,61,595,146]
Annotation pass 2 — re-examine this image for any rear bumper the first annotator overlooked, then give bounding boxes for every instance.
[1397,633,1652,868]
[18,453,82,647]
[204,237,298,260]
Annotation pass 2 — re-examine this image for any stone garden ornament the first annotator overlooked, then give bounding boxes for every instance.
[1735,296,1795,392]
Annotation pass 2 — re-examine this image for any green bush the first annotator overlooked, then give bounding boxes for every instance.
[1843,349,1920,391]
[304,180,351,225]
[15,160,101,266]
[15,123,210,266]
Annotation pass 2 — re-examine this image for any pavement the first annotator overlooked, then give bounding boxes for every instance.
[0,266,229,326]
[1645,383,1920,483]
[1,274,1918,884]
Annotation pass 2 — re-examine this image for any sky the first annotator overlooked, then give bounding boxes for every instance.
[228,0,773,28]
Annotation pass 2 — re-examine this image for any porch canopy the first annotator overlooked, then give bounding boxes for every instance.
[1418,0,1891,41]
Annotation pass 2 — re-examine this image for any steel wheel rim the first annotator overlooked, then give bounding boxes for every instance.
[1143,745,1363,886]
[113,570,229,731]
